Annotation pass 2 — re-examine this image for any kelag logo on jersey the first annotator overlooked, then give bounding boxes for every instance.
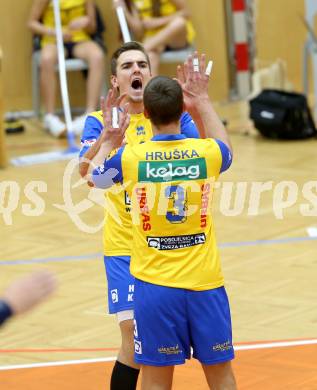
[138,158,207,182]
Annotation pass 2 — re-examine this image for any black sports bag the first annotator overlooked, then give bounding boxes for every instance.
[249,89,317,139]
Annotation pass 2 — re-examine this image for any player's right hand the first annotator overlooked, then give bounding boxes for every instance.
[99,90,130,149]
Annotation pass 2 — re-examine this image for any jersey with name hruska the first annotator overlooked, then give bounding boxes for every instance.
[80,112,199,256]
[92,134,232,290]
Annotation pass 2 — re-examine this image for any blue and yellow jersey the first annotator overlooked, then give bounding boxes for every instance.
[92,134,232,290]
[133,0,195,44]
[41,0,91,47]
[80,112,199,256]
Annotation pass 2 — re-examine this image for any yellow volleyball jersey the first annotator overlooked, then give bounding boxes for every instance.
[86,111,199,256]
[133,0,195,43]
[121,136,226,290]
[41,0,90,47]
[89,111,153,256]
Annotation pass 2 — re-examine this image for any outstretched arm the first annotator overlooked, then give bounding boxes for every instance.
[79,134,104,181]
[90,90,129,167]
[0,271,56,326]
[177,52,232,153]
[79,90,128,182]
[27,0,55,37]
[113,0,144,40]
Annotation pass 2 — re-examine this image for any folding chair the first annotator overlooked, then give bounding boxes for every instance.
[160,45,195,64]
[32,53,90,117]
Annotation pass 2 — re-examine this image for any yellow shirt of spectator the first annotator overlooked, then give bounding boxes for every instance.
[41,0,90,47]
[133,0,195,44]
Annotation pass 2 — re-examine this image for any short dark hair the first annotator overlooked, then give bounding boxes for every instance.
[144,76,183,126]
[111,41,151,75]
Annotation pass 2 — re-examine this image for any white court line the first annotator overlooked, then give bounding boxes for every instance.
[234,338,317,351]
[0,357,116,371]
[0,338,316,371]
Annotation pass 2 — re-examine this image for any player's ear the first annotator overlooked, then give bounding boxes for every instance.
[111,75,119,90]
[144,108,150,119]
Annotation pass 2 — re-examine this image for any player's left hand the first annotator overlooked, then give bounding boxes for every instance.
[99,89,130,149]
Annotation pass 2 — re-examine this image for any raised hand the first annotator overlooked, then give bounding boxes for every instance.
[176,52,214,138]
[99,89,130,149]
[177,52,211,105]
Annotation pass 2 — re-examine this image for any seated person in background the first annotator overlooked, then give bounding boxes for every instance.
[28,0,105,137]
[114,0,195,75]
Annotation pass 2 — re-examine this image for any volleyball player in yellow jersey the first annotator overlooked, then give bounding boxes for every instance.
[114,0,195,75]
[79,42,200,389]
[92,54,237,389]
[28,0,105,136]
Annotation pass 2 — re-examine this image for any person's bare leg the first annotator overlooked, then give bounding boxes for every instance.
[202,361,237,390]
[73,41,105,112]
[143,16,188,53]
[40,44,58,113]
[110,319,139,390]
[147,50,161,76]
[141,365,174,390]
[117,319,139,369]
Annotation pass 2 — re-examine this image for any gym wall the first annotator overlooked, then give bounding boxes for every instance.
[0,0,308,113]
[255,0,306,92]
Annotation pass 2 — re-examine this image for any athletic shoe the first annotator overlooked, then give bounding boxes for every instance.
[43,114,66,138]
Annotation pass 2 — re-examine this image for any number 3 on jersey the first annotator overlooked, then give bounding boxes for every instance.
[165,185,187,223]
